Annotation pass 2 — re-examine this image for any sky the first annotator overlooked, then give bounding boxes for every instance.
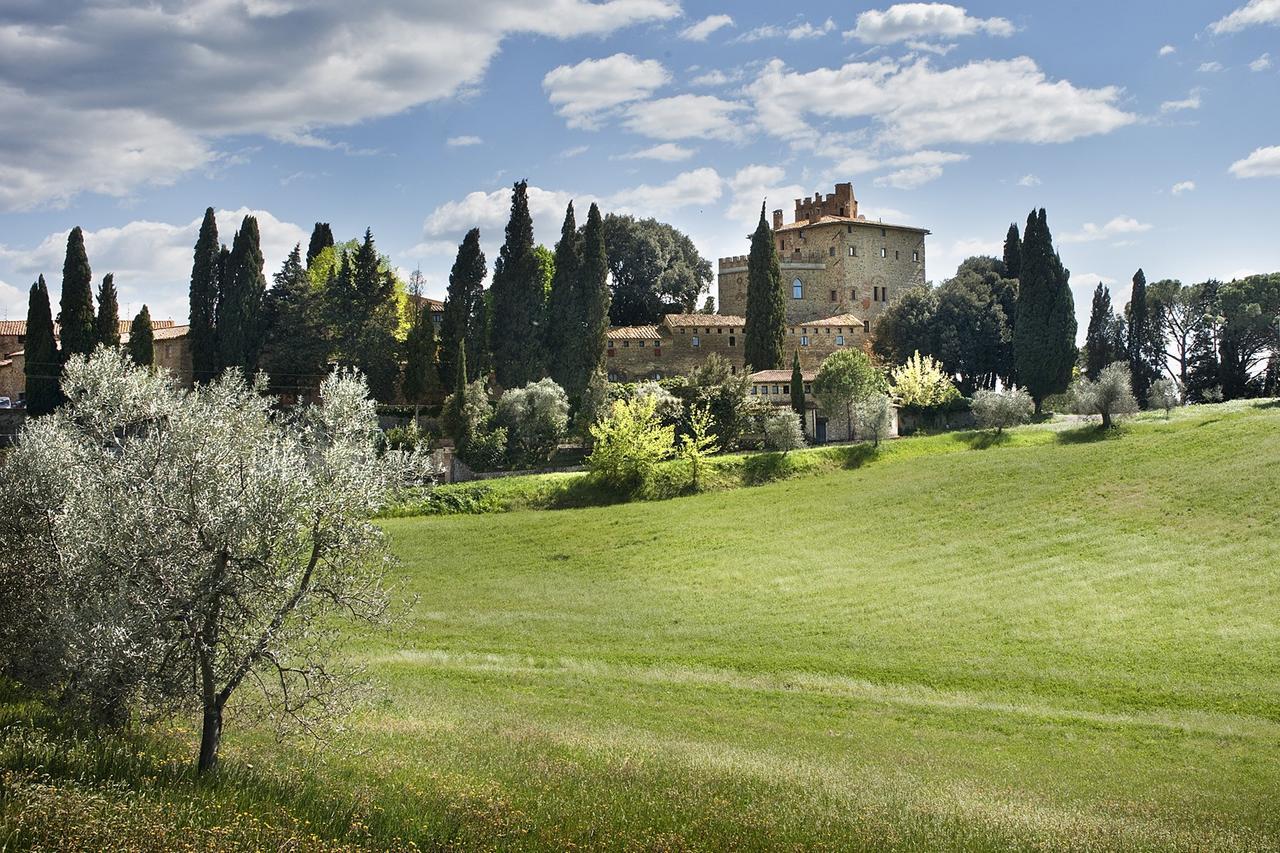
[1,1,1278,340]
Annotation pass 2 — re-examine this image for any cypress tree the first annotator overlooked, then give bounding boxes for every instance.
[1013,209,1076,413]
[790,351,805,423]
[401,297,438,416]
[489,180,546,387]
[439,228,487,388]
[95,273,120,348]
[1125,268,1160,405]
[23,276,61,416]
[189,207,221,383]
[743,202,785,371]
[217,215,267,377]
[546,202,582,393]
[261,244,328,397]
[1083,282,1120,379]
[306,222,334,267]
[128,305,154,368]
[1002,223,1022,279]
[58,226,96,360]
[578,202,611,399]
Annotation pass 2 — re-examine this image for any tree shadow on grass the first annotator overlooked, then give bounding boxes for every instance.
[1054,424,1119,444]
[741,452,795,485]
[964,431,1013,450]
[831,443,878,470]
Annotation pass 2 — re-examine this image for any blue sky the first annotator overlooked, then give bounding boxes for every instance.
[1,1,1278,339]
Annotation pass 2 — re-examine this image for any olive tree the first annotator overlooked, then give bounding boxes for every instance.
[1147,377,1181,417]
[0,349,429,773]
[494,378,570,467]
[853,393,894,447]
[971,387,1034,434]
[763,409,806,453]
[1072,361,1139,428]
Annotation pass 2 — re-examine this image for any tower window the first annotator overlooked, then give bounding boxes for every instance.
[913,250,920,262]
[792,278,803,299]
[801,336,810,347]
[849,246,856,257]
[880,248,887,259]
[836,335,845,346]
[830,290,837,302]
[692,336,700,347]
[829,246,835,256]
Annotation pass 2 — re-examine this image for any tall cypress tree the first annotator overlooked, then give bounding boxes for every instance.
[23,276,60,416]
[95,273,120,348]
[578,202,611,398]
[1125,268,1160,405]
[489,180,546,387]
[546,202,582,393]
[401,296,438,416]
[217,215,267,377]
[1002,223,1022,280]
[1084,282,1119,379]
[306,222,334,267]
[58,226,96,360]
[1013,209,1076,413]
[439,228,487,388]
[790,351,805,422]
[128,305,154,368]
[262,244,328,397]
[189,207,221,383]
[743,202,785,371]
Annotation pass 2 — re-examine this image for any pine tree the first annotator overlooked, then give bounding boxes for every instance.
[1002,223,1022,279]
[1185,279,1222,401]
[306,222,334,267]
[402,272,439,415]
[128,305,154,368]
[217,215,267,377]
[189,207,222,383]
[546,202,583,393]
[95,273,120,348]
[58,226,96,360]
[1125,268,1160,405]
[790,351,805,423]
[578,203,611,400]
[743,202,785,371]
[1013,209,1076,413]
[23,277,61,416]
[1083,282,1120,379]
[440,229,488,389]
[261,245,329,398]
[489,180,546,387]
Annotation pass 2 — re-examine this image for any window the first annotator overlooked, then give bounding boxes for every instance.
[848,246,856,257]
[804,383,812,394]
[623,340,630,347]
[782,384,790,394]
[692,336,700,347]
[863,320,871,332]
[778,239,784,251]
[773,385,780,395]
[638,339,645,347]
[880,227,886,236]
[801,335,809,347]
[829,246,835,257]
[729,336,736,347]
[716,327,722,334]
[830,290,837,302]
[836,335,845,346]
[913,250,920,262]
[792,278,803,299]
[895,250,900,260]
[847,225,852,234]
[880,247,887,259]
[751,386,758,395]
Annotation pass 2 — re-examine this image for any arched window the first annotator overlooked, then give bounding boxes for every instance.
[792,278,803,299]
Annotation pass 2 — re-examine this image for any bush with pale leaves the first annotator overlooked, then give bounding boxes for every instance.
[972,387,1034,433]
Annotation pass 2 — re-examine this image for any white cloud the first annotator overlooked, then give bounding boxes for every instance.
[1251,53,1273,71]
[1199,61,1225,72]
[619,143,696,161]
[873,150,969,189]
[0,278,24,323]
[725,165,808,225]
[0,0,680,209]
[1210,0,1280,34]
[1229,145,1280,178]
[847,3,1014,44]
[1018,174,1042,187]
[1171,180,1196,195]
[931,238,1002,280]
[1161,89,1203,112]
[679,14,734,41]
[542,54,670,129]
[689,68,742,87]
[747,57,1136,148]
[1060,216,1154,244]
[560,145,590,158]
[446,135,483,147]
[788,18,836,39]
[1069,272,1118,287]
[734,17,834,43]
[612,168,724,216]
[624,95,748,141]
[1159,44,1176,57]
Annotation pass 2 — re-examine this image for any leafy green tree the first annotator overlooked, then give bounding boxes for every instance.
[685,353,758,451]
[217,215,267,377]
[494,379,571,467]
[1083,282,1125,380]
[700,296,716,314]
[323,230,403,402]
[889,351,960,414]
[128,305,154,368]
[58,226,96,361]
[1002,223,1022,280]
[23,277,61,416]
[1148,377,1181,416]
[790,351,805,421]
[813,349,885,441]
[401,270,439,416]
[853,393,894,447]
[1072,361,1139,428]
[261,245,329,397]
[578,203,611,399]
[1217,273,1280,399]
[1125,269,1161,405]
[1013,209,1076,413]
[933,258,1013,393]
[1147,279,1199,388]
[94,274,120,349]
[587,396,674,493]
[743,203,785,371]
[545,202,582,392]
[971,387,1034,434]
[189,207,222,383]
[871,285,938,366]
[678,403,720,489]
[490,181,547,388]
[441,343,474,449]
[306,222,334,267]
[602,214,711,325]
[439,228,488,389]
[763,409,805,453]
[1185,279,1223,402]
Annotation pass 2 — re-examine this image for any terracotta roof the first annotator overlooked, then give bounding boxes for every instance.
[662,313,747,327]
[807,313,864,327]
[0,318,175,337]
[607,325,662,341]
[775,215,929,235]
[750,369,817,382]
[150,324,189,341]
[408,294,446,311]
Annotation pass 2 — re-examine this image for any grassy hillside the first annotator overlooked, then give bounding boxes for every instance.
[4,402,1280,850]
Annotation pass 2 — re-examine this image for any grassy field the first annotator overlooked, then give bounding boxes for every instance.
[4,402,1280,850]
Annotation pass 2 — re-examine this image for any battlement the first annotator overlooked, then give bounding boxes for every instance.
[794,182,858,225]
[718,254,749,269]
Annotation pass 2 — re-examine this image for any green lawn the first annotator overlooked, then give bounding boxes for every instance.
[4,403,1280,850]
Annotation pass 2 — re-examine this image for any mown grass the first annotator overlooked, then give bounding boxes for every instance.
[4,400,1280,851]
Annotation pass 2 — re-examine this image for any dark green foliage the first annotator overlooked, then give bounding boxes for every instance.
[790,352,805,421]
[490,181,547,388]
[23,277,60,416]
[217,215,267,377]
[439,229,488,389]
[94,274,120,349]
[872,286,938,365]
[1013,209,1076,413]
[602,214,712,325]
[306,223,334,267]
[189,207,221,383]
[743,204,785,372]
[442,343,471,448]
[58,227,96,361]
[933,257,1014,394]
[1147,279,1199,388]
[1185,280,1222,402]
[1125,269,1161,405]
[261,245,329,397]
[402,276,439,411]
[579,203,611,399]
[1217,273,1280,399]
[546,203,583,393]
[323,229,403,401]
[128,306,154,368]
[1084,283,1125,380]
[1002,223,1022,280]
[681,354,758,451]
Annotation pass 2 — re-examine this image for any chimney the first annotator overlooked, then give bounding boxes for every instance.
[772,209,783,230]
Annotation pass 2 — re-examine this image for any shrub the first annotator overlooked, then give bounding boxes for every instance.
[459,427,508,471]
[1072,361,1139,428]
[890,351,961,414]
[763,409,806,453]
[441,378,492,449]
[683,353,759,450]
[971,387,1034,433]
[853,393,894,447]
[633,381,685,427]
[384,425,427,452]
[575,370,611,443]
[587,396,674,493]
[494,378,570,467]
[677,403,719,490]
[1148,377,1181,416]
